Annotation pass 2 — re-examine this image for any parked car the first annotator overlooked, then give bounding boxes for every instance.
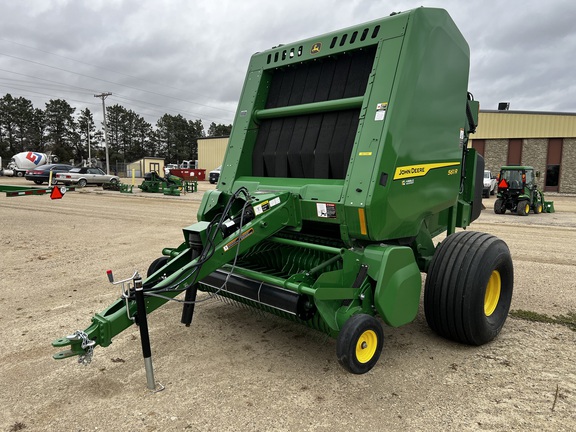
[55,167,120,187]
[483,170,498,197]
[25,163,74,185]
[209,165,221,184]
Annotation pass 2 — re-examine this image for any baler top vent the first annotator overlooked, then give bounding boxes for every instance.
[267,25,381,65]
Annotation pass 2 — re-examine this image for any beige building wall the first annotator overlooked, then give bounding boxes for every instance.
[475,111,576,139]
[198,137,229,173]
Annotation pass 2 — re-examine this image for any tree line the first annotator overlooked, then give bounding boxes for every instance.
[0,93,232,166]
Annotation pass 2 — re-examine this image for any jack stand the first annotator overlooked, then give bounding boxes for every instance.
[134,273,164,392]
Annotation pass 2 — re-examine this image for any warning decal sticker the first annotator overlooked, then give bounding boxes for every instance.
[317,203,337,218]
[223,228,255,252]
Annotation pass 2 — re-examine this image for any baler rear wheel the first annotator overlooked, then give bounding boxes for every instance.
[336,314,383,374]
[424,231,513,346]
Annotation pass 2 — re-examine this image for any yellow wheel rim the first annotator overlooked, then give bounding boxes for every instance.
[355,330,378,363]
[484,270,501,316]
[525,204,530,214]
[538,204,542,212]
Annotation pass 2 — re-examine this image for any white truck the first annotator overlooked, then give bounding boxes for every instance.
[1,151,59,177]
[483,170,498,198]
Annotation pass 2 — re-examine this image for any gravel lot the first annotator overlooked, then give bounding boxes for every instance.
[1,177,575,431]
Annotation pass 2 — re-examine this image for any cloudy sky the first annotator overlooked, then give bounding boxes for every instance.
[1,0,575,129]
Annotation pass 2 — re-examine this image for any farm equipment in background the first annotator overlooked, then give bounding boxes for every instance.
[0,183,74,198]
[139,171,197,196]
[102,182,134,193]
[53,8,514,381]
[494,166,555,215]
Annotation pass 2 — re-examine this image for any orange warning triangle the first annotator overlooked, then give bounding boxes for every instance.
[498,179,508,189]
[50,186,64,200]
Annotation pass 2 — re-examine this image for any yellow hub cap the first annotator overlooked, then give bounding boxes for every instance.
[484,270,501,316]
[355,330,378,363]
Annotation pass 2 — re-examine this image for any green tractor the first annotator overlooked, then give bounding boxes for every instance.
[494,166,548,215]
[53,8,514,378]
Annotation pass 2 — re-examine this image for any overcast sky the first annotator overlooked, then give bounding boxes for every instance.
[1,0,575,129]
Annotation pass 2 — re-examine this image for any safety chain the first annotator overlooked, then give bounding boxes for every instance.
[71,330,96,366]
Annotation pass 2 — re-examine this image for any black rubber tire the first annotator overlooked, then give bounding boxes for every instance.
[336,314,384,374]
[147,256,169,277]
[533,201,543,214]
[16,171,24,177]
[494,199,506,214]
[77,178,87,188]
[424,231,513,346]
[517,200,530,216]
[110,178,119,185]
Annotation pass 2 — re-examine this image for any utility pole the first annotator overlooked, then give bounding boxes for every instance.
[87,123,91,164]
[94,92,112,174]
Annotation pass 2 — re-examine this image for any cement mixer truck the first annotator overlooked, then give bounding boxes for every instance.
[1,151,59,177]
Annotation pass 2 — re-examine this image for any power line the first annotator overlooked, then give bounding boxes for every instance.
[0,37,221,104]
[0,51,235,114]
[0,72,234,124]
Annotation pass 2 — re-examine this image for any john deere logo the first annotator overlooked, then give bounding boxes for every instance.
[311,42,322,55]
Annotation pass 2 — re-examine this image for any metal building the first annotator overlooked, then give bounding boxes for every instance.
[197,136,229,173]
[470,110,576,194]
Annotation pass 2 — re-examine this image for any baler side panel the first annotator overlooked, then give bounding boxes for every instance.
[363,9,471,241]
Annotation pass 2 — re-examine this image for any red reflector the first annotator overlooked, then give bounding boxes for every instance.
[498,179,508,189]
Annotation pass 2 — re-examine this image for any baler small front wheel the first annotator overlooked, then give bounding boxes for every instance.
[336,314,383,374]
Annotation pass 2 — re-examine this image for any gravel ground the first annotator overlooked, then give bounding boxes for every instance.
[1,177,574,432]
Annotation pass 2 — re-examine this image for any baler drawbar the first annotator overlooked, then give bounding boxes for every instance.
[53,7,514,376]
